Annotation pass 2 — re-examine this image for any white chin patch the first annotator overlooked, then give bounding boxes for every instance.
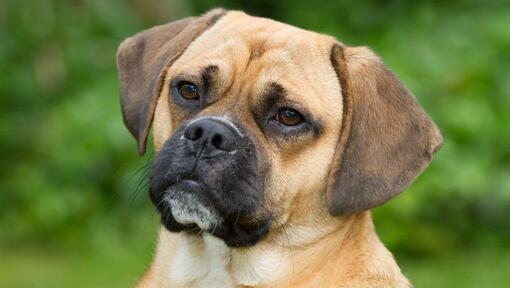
[168,193,220,230]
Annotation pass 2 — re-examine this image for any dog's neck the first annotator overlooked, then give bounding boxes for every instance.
[141,212,408,288]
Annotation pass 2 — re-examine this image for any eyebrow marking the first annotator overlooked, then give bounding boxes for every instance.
[202,65,219,93]
[267,82,285,97]
[261,82,286,112]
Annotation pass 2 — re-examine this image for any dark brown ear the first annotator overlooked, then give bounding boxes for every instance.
[327,44,443,215]
[116,9,226,155]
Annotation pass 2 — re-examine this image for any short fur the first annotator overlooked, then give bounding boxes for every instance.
[116,9,442,288]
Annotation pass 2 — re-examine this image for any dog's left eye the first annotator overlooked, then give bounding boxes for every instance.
[274,108,304,126]
[177,82,200,100]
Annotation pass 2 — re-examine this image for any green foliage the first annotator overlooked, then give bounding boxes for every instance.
[0,0,157,247]
[1,0,509,286]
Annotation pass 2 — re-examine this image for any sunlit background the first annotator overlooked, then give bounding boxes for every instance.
[1,0,509,287]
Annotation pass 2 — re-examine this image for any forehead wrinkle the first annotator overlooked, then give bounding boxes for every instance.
[246,48,294,97]
[242,43,289,83]
[247,37,269,63]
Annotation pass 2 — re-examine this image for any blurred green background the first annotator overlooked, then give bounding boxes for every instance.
[1,0,509,287]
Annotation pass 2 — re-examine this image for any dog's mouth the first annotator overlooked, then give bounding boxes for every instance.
[154,179,272,248]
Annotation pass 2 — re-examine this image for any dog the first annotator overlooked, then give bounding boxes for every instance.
[116,8,442,288]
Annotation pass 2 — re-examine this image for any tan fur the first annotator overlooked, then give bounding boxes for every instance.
[117,10,442,288]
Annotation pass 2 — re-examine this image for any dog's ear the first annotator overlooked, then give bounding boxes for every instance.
[327,44,443,215]
[116,9,226,155]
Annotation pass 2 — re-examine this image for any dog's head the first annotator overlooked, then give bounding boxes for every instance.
[117,10,442,247]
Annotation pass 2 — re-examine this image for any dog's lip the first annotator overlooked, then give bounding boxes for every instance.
[164,177,202,191]
[157,182,271,247]
[210,219,272,247]
[179,179,201,187]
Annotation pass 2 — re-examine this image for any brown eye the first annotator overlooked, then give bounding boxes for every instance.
[177,82,199,100]
[275,108,304,126]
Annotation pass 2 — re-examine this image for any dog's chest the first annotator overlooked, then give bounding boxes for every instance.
[167,234,288,287]
[168,234,234,287]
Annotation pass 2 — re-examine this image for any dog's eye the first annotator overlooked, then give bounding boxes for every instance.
[274,108,304,126]
[177,82,199,100]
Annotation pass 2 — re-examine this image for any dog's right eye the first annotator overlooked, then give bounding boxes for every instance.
[177,82,200,100]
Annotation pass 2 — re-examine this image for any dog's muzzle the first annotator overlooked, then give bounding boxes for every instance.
[150,117,271,247]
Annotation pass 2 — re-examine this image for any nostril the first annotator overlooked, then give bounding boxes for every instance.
[194,127,203,140]
[211,134,223,150]
[184,124,204,141]
[187,127,202,141]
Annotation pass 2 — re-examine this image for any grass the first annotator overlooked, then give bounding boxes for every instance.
[1,237,508,287]
[402,249,510,287]
[0,244,152,288]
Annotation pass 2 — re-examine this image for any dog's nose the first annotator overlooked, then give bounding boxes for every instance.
[183,118,237,157]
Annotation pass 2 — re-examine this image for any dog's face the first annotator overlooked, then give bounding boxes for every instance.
[149,12,345,247]
[117,10,443,248]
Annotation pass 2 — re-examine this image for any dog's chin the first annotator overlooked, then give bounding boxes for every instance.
[157,180,271,248]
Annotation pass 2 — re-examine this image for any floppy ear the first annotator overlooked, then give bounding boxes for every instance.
[327,44,443,215]
[116,9,226,155]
